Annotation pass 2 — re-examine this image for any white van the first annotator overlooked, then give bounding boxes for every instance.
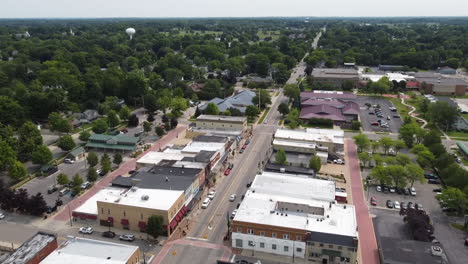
[201,198,210,209]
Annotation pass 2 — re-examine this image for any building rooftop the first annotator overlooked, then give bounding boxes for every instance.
[182,141,226,154]
[193,135,228,143]
[378,236,449,264]
[199,90,256,113]
[273,139,317,150]
[234,173,357,239]
[312,68,359,78]
[41,236,139,264]
[300,91,357,100]
[196,115,246,123]
[275,128,344,145]
[148,165,202,178]
[137,152,186,166]
[418,77,468,86]
[3,232,56,264]
[264,163,315,176]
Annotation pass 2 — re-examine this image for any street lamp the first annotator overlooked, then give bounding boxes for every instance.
[250,241,256,256]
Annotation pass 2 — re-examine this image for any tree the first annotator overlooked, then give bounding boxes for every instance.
[27,192,48,216]
[57,135,76,151]
[204,103,220,115]
[400,208,434,242]
[417,150,435,169]
[87,167,98,182]
[284,84,300,101]
[71,174,83,190]
[393,140,406,154]
[101,153,112,174]
[411,144,428,155]
[113,153,123,165]
[395,154,411,166]
[399,123,423,148]
[353,134,370,153]
[128,114,139,127]
[143,121,152,133]
[405,163,425,188]
[92,119,108,134]
[358,152,372,167]
[387,165,408,189]
[309,156,322,172]
[0,140,16,171]
[48,112,72,133]
[31,145,53,165]
[87,152,98,167]
[245,105,260,119]
[370,166,392,185]
[9,161,27,181]
[427,101,458,131]
[147,215,165,238]
[79,130,91,141]
[423,130,441,146]
[371,140,380,154]
[252,89,271,109]
[275,149,287,165]
[119,106,131,120]
[194,107,201,118]
[380,137,394,155]
[155,126,165,137]
[278,102,290,116]
[57,173,69,185]
[351,121,361,131]
[18,122,43,161]
[341,80,354,91]
[107,110,120,128]
[436,187,467,214]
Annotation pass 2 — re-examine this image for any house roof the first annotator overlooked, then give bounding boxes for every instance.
[199,90,255,113]
[300,91,357,101]
[300,105,346,121]
[68,147,85,158]
[88,134,139,144]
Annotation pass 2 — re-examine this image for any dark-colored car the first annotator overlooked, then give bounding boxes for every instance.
[408,202,415,209]
[396,188,403,195]
[102,231,116,238]
[403,188,410,195]
[47,185,58,194]
[386,200,394,208]
[46,205,57,214]
[383,186,390,193]
[425,173,438,179]
[465,238,468,246]
[239,148,244,153]
[241,144,247,149]
[246,182,252,188]
[433,188,442,193]
[428,179,441,184]
[228,163,234,169]
[369,112,375,115]
[245,139,250,145]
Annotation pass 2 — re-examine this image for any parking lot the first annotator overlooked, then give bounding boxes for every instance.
[354,96,403,133]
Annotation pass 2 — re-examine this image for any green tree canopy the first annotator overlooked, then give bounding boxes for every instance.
[87,152,99,167]
[147,215,165,238]
[9,161,27,180]
[275,149,287,165]
[204,103,220,115]
[57,135,76,151]
[31,145,53,165]
[309,156,322,172]
[57,173,69,185]
[353,133,370,153]
[92,119,108,134]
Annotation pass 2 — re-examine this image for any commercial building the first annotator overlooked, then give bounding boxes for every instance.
[311,68,359,88]
[199,90,256,113]
[274,128,344,153]
[300,91,357,101]
[85,134,139,152]
[360,72,415,83]
[378,65,404,71]
[136,152,186,168]
[264,163,315,177]
[195,115,247,131]
[2,232,57,264]
[299,98,360,125]
[40,236,140,264]
[231,172,358,263]
[419,77,468,96]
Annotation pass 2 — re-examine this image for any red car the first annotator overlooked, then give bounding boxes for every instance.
[370,197,377,206]
[241,144,247,149]
[224,169,231,176]
[371,122,379,126]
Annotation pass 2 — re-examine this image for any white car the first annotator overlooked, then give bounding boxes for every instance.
[64,158,74,164]
[410,187,417,196]
[376,186,382,192]
[394,201,400,209]
[207,190,216,200]
[230,209,238,219]
[229,194,236,202]
[333,159,344,164]
[79,227,93,234]
[201,198,210,209]
[0,213,5,220]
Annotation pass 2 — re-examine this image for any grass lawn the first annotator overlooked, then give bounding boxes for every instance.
[461,113,468,120]
[447,131,468,139]
[389,98,411,119]
[451,223,468,232]
[258,107,271,124]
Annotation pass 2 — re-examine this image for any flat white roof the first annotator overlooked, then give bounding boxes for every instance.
[454,98,468,113]
[74,187,183,216]
[137,151,186,165]
[275,128,344,145]
[361,73,415,82]
[172,160,207,169]
[41,237,139,264]
[197,115,246,123]
[252,171,336,202]
[273,139,317,150]
[182,141,225,154]
[234,174,357,238]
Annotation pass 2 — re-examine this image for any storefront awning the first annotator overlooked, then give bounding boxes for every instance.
[121,219,129,226]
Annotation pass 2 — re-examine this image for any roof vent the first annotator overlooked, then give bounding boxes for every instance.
[281,213,283,216]
[181,170,184,174]
[270,210,275,214]
[165,176,169,182]
[276,212,279,215]
[131,187,138,192]
[344,205,346,209]
[141,195,149,201]
[327,215,329,218]
[107,257,111,260]
[285,214,288,216]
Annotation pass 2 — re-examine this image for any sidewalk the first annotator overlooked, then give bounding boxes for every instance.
[53,125,187,222]
[345,139,380,264]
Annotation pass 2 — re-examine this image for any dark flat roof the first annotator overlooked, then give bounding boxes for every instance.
[148,165,201,178]
[193,135,228,143]
[265,163,315,176]
[195,151,216,163]
[307,232,357,248]
[133,172,194,191]
[378,236,448,264]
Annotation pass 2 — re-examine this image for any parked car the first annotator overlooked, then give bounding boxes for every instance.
[401,202,407,210]
[201,198,211,209]
[428,179,441,184]
[383,186,390,193]
[0,213,5,220]
[371,122,379,126]
[228,163,234,169]
[410,187,417,196]
[386,200,394,208]
[408,202,415,209]
[119,234,135,242]
[376,186,382,192]
[241,144,247,149]
[389,187,396,193]
[245,139,250,145]
[229,194,236,202]
[381,124,389,128]
[47,185,58,194]
[46,205,57,214]
[425,173,438,179]
[456,158,462,163]
[230,209,238,219]
[465,238,468,246]
[370,197,377,206]
[102,231,116,238]
[433,188,442,193]
[369,112,375,115]
[394,201,400,209]
[246,182,252,188]
[59,188,70,196]
[387,116,391,120]
[208,190,216,200]
[79,227,93,234]
[224,169,231,176]
[239,149,244,153]
[333,159,345,164]
[64,158,74,164]
[81,181,91,189]
[416,203,424,210]
[403,188,410,195]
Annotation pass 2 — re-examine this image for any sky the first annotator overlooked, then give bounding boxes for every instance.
[1,0,468,18]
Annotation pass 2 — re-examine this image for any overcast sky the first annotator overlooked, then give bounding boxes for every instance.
[1,0,468,18]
